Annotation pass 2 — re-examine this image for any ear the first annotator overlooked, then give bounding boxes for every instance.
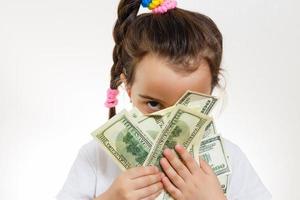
[120,73,131,98]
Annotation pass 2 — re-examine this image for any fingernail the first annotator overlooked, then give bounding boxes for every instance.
[159,158,163,166]
[163,148,171,155]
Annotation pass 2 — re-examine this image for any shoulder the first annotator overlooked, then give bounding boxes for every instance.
[77,139,118,173]
[56,140,121,199]
[222,138,247,166]
[56,140,101,199]
[79,139,122,177]
[222,137,242,158]
[79,140,121,195]
[75,140,101,172]
[79,139,101,156]
[222,137,272,200]
[78,140,102,162]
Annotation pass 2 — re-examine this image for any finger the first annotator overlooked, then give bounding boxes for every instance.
[199,157,214,175]
[140,189,163,200]
[135,181,163,199]
[161,176,182,199]
[175,144,199,174]
[163,148,191,181]
[160,157,185,189]
[133,173,164,189]
[127,166,159,179]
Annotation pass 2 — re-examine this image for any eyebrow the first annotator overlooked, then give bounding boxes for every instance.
[138,94,166,104]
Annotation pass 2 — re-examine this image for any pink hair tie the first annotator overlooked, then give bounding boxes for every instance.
[104,88,119,108]
[152,0,177,14]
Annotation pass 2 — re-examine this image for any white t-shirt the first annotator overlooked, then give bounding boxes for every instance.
[56,138,272,200]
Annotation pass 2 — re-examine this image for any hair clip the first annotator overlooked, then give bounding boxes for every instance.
[141,0,177,14]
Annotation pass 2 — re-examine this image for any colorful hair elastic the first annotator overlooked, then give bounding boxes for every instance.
[141,0,177,14]
[104,88,119,108]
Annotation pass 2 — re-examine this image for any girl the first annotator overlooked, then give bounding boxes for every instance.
[57,0,272,199]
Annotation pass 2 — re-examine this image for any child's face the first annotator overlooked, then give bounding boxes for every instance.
[126,53,212,114]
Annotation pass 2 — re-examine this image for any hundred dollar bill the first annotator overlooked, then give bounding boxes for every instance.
[191,120,217,161]
[144,105,212,168]
[158,172,229,197]
[128,106,166,140]
[137,115,164,140]
[137,106,175,131]
[220,153,231,194]
[156,119,214,200]
[176,90,218,114]
[160,191,173,200]
[147,105,175,117]
[137,106,212,142]
[218,174,229,194]
[142,90,217,117]
[135,105,175,141]
[91,110,153,170]
[203,120,217,139]
[199,135,231,176]
[136,90,217,133]
[129,106,143,119]
[159,137,229,200]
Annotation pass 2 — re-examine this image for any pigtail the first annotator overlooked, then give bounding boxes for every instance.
[109,0,140,119]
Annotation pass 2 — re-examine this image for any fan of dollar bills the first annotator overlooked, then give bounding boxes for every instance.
[91,91,231,198]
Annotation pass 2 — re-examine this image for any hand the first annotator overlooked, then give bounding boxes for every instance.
[160,145,226,200]
[96,166,164,200]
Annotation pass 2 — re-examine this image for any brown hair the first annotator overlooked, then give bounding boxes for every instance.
[109,0,223,118]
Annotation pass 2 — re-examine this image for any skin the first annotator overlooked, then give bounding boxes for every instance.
[98,166,164,200]
[127,53,212,114]
[96,53,226,200]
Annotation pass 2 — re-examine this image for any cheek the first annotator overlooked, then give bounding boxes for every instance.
[129,93,145,113]
[131,101,148,114]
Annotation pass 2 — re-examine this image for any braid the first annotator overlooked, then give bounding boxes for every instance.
[109,0,140,119]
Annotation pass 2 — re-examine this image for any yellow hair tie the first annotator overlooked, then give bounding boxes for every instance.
[149,0,164,10]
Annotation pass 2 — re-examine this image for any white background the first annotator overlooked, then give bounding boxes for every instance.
[0,0,299,199]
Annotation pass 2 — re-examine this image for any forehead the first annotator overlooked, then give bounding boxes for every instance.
[132,54,212,104]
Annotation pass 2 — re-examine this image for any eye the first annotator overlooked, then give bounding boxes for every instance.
[147,100,162,111]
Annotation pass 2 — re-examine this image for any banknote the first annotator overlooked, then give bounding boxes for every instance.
[137,115,164,140]
[175,90,218,114]
[192,120,217,160]
[138,90,217,124]
[218,174,229,194]
[199,135,231,176]
[137,90,218,155]
[203,120,217,139]
[137,91,218,144]
[129,106,143,119]
[136,106,174,134]
[146,105,175,117]
[91,91,230,198]
[144,105,212,168]
[91,110,153,170]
